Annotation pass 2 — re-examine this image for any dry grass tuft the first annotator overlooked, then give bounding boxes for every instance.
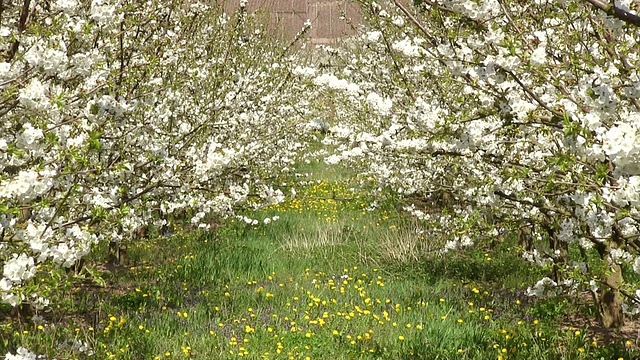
[372,223,443,264]
[278,222,353,252]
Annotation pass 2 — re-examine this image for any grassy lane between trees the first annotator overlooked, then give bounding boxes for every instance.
[2,159,639,359]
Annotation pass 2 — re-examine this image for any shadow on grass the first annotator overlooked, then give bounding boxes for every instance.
[379,248,544,290]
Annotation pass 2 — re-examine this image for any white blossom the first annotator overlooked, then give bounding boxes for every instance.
[5,348,37,360]
[366,31,382,42]
[526,277,559,297]
[392,38,423,57]
[530,46,546,66]
[53,0,79,13]
[366,92,393,115]
[3,253,37,283]
[91,0,117,24]
[18,79,49,111]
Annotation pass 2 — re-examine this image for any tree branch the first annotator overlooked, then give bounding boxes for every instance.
[6,0,31,61]
[583,0,640,27]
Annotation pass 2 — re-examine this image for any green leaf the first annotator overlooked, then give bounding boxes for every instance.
[89,131,102,151]
[120,204,131,216]
[595,163,610,186]
[44,132,59,146]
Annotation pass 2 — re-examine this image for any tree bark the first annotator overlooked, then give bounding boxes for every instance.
[597,264,624,328]
[593,226,625,328]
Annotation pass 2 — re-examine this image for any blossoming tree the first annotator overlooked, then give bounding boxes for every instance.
[310,0,640,328]
[0,0,314,324]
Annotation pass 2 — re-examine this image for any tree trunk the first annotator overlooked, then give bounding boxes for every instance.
[545,225,568,282]
[593,225,626,328]
[596,264,624,328]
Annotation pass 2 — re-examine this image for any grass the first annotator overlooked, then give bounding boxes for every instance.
[2,157,640,359]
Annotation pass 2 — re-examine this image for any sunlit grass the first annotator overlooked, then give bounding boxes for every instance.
[2,159,639,359]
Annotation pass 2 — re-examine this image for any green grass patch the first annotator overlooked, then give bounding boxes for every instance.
[2,160,639,359]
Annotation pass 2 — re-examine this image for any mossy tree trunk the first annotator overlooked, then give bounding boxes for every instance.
[597,263,624,328]
[593,227,625,328]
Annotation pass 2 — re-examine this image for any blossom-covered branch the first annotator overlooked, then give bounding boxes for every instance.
[583,0,640,27]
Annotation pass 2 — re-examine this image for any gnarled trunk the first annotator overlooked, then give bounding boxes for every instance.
[593,226,625,328]
[596,264,624,328]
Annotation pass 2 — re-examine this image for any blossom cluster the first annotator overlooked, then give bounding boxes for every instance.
[4,347,36,360]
